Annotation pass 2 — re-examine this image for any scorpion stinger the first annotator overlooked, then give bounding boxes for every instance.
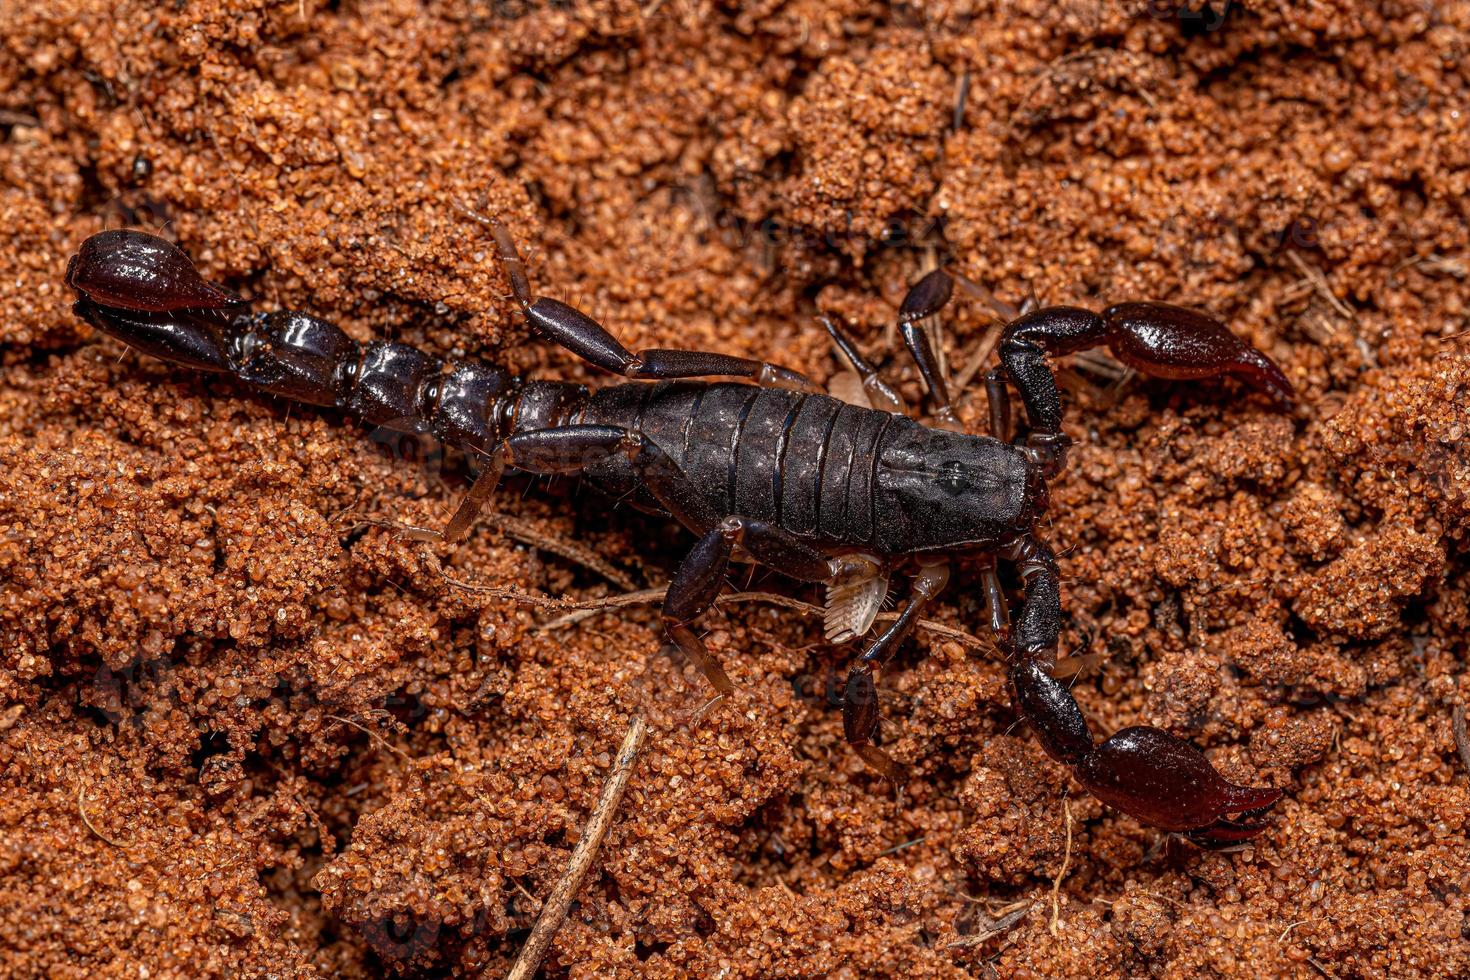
[67,231,246,372]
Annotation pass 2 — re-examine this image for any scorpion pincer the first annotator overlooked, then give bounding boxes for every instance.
[66,221,1294,846]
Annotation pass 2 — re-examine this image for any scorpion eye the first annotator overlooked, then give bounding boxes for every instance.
[938,460,968,496]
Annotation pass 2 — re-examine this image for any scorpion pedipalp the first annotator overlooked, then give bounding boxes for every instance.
[999,301,1296,436]
[996,534,1284,839]
[892,271,1292,841]
[67,230,249,373]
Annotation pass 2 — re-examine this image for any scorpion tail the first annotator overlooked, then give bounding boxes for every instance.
[1005,535,1280,842]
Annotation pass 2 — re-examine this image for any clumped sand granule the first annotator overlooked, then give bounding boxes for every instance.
[1,1,1468,977]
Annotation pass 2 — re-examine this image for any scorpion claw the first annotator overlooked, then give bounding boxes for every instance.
[1184,813,1274,849]
[999,301,1294,437]
[1100,302,1296,411]
[1074,726,1281,835]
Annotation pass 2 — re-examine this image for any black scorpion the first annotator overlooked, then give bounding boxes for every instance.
[66,220,1295,845]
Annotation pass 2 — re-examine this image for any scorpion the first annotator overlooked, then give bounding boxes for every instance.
[66,221,1294,846]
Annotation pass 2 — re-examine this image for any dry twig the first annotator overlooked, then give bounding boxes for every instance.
[1286,251,1357,324]
[502,715,648,980]
[1049,798,1074,937]
[0,109,40,127]
[946,900,1032,949]
[481,511,638,591]
[1452,704,1470,777]
[347,513,636,591]
[77,778,125,848]
[951,319,1004,396]
[326,713,412,763]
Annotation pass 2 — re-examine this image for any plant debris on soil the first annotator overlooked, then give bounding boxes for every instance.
[2,1,1469,977]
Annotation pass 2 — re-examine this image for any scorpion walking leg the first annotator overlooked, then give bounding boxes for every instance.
[895,269,962,430]
[625,438,837,701]
[976,553,1009,634]
[1002,534,1280,842]
[844,559,950,782]
[415,425,640,543]
[662,515,835,701]
[949,267,1024,321]
[819,314,907,414]
[485,218,819,393]
[983,367,1012,442]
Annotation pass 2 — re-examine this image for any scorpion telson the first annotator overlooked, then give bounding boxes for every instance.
[67,225,1295,846]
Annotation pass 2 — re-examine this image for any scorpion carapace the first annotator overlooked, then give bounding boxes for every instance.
[67,225,1294,846]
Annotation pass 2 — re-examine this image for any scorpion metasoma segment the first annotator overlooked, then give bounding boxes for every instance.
[67,223,1294,845]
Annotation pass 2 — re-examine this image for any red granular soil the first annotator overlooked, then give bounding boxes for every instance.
[2,1,1468,977]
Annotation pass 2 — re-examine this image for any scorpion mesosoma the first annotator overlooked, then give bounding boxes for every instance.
[67,223,1295,845]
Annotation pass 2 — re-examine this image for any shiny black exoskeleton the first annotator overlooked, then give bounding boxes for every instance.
[67,222,1295,845]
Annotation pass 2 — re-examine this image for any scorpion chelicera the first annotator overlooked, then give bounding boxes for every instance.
[66,221,1294,845]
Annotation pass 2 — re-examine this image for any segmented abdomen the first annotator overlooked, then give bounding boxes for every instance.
[576,382,901,551]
